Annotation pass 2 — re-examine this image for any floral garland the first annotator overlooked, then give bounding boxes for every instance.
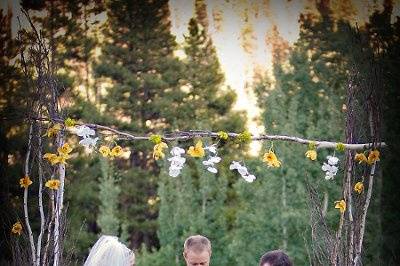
[11,118,383,235]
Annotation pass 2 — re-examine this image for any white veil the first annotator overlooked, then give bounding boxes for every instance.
[84,235,135,266]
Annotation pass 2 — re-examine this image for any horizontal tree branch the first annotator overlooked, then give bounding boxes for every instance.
[29,116,387,150]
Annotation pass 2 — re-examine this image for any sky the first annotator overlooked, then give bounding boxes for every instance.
[2,0,399,154]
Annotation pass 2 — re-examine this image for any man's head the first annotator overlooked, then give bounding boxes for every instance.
[259,250,292,266]
[183,235,212,266]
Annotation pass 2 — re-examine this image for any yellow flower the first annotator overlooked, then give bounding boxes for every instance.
[43,153,59,165]
[64,118,76,127]
[99,146,111,157]
[354,153,368,164]
[45,179,60,190]
[11,221,22,235]
[153,142,168,160]
[57,143,73,155]
[187,140,205,158]
[110,145,123,157]
[334,200,346,213]
[56,153,70,164]
[367,150,380,165]
[354,182,364,194]
[263,150,282,168]
[19,175,32,189]
[46,123,62,138]
[305,150,317,161]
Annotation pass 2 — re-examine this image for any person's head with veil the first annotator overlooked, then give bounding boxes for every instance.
[84,235,135,266]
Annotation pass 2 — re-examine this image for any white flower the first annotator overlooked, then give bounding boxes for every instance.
[75,125,95,138]
[324,171,336,180]
[229,161,256,183]
[202,145,221,174]
[202,156,221,166]
[322,155,339,180]
[204,145,217,154]
[169,167,181,178]
[229,161,242,170]
[243,174,256,183]
[322,163,338,175]
[169,156,186,166]
[207,167,218,173]
[237,166,249,177]
[170,147,185,156]
[168,147,186,177]
[79,137,98,148]
[327,155,339,166]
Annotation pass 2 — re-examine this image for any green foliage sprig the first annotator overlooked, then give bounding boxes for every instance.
[336,142,345,152]
[149,134,162,144]
[236,130,252,143]
[217,131,229,140]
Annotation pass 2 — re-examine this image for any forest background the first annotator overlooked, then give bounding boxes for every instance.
[1,0,399,265]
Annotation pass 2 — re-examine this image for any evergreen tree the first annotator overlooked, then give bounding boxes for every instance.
[97,158,121,236]
[231,5,348,264]
[151,3,246,265]
[0,8,30,264]
[94,0,187,250]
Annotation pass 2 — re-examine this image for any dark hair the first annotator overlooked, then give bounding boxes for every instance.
[259,250,293,266]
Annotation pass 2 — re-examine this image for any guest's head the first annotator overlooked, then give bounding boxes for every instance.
[183,235,212,266]
[259,250,293,266]
[84,235,135,266]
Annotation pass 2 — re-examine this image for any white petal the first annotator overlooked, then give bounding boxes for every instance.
[237,166,249,176]
[330,165,338,175]
[75,125,95,138]
[243,174,256,183]
[321,163,330,172]
[207,167,218,173]
[169,168,180,177]
[169,156,186,166]
[170,162,183,169]
[79,137,98,148]
[229,161,241,170]
[209,156,221,163]
[324,172,334,180]
[170,147,185,156]
[327,156,339,165]
[202,160,213,166]
[205,145,217,154]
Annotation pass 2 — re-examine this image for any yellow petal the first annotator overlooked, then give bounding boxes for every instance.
[334,200,346,213]
[354,182,364,194]
[367,150,380,165]
[99,146,110,157]
[305,150,317,161]
[187,141,205,158]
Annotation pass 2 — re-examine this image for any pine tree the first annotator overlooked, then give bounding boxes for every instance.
[153,3,246,265]
[0,8,30,263]
[97,158,121,236]
[231,5,348,264]
[94,0,188,250]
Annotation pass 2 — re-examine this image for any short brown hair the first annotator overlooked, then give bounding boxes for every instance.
[259,250,292,266]
[183,235,211,254]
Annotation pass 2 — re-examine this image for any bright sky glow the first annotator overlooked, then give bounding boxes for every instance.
[169,0,304,155]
